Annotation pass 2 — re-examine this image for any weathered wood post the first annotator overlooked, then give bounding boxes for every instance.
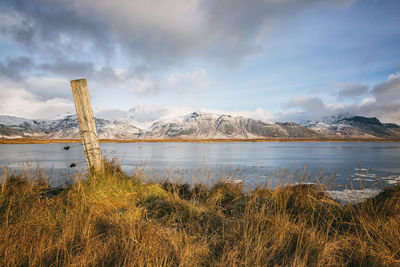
[70,79,102,172]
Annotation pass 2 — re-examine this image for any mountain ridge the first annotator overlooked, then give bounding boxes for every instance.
[1,113,399,140]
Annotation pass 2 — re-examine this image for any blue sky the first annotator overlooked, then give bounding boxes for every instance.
[0,0,399,123]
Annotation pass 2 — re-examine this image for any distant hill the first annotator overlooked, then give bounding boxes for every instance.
[300,115,400,139]
[1,113,399,140]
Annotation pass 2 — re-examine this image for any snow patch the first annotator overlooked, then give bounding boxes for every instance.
[326,189,379,203]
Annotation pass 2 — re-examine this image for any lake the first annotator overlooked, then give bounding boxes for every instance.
[1,142,400,193]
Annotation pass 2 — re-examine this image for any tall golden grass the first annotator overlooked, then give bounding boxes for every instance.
[0,160,399,266]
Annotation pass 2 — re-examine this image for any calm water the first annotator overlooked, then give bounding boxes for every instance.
[1,142,400,190]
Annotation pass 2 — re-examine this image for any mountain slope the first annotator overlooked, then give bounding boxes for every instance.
[1,113,399,140]
[301,115,400,138]
[144,112,319,139]
[0,115,142,139]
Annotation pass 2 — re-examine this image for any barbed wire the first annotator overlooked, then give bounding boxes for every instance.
[79,129,99,139]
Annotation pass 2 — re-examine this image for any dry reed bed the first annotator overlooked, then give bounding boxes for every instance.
[0,160,399,266]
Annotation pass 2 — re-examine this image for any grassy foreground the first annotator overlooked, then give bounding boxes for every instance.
[1,161,400,266]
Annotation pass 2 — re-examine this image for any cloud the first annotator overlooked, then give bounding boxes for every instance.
[118,72,398,124]
[94,108,129,121]
[336,83,369,99]
[0,68,71,100]
[2,0,350,67]
[127,105,195,123]
[0,0,353,103]
[279,96,330,121]
[94,104,275,127]
[371,72,400,101]
[0,56,34,80]
[284,96,325,111]
[0,83,74,119]
[1,71,399,125]
[23,77,70,99]
[222,107,275,122]
[278,72,400,123]
[165,68,210,92]
[39,61,162,96]
[0,56,209,97]
[358,72,400,122]
[93,67,210,95]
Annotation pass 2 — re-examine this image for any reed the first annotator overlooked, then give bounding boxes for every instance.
[0,159,399,266]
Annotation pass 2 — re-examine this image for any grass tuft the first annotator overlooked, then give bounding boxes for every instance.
[1,160,399,266]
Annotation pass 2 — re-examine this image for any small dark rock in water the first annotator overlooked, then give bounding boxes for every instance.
[64,146,70,151]
[69,163,76,168]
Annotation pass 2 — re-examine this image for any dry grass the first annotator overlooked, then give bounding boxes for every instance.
[1,160,400,266]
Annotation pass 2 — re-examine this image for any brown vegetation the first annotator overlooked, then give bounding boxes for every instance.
[0,161,400,266]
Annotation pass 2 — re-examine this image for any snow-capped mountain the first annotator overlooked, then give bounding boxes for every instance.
[300,115,400,138]
[143,112,318,138]
[1,113,399,139]
[0,115,142,139]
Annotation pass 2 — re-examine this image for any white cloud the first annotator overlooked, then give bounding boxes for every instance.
[277,72,400,123]
[93,108,129,121]
[359,72,400,122]
[0,84,74,119]
[359,97,375,106]
[109,68,161,94]
[165,68,210,92]
[0,64,210,99]
[372,72,400,101]
[2,70,399,125]
[125,77,161,94]
[326,102,346,110]
[24,76,70,99]
[115,68,210,94]
[94,104,275,127]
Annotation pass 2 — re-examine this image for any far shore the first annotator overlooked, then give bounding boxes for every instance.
[1,137,400,144]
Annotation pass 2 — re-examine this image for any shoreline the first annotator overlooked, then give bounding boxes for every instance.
[1,161,400,266]
[1,137,400,144]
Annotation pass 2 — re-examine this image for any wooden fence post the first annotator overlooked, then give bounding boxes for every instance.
[70,79,102,172]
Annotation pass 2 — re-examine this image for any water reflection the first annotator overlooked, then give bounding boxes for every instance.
[0,142,399,190]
